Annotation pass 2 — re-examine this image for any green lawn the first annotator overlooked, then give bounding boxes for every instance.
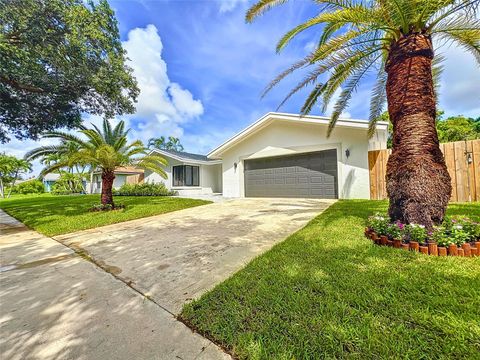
[0,193,211,236]
[181,200,480,359]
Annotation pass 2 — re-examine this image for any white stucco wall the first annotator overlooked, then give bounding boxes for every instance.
[88,174,127,194]
[143,157,222,195]
[219,120,387,199]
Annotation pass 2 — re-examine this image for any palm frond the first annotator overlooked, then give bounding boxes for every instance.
[432,54,445,103]
[261,56,313,98]
[328,54,382,136]
[368,65,388,137]
[40,131,90,149]
[436,28,480,64]
[300,83,328,115]
[246,0,290,23]
[25,145,65,160]
[321,46,383,113]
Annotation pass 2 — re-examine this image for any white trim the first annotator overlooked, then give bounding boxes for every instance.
[149,149,222,165]
[207,112,388,159]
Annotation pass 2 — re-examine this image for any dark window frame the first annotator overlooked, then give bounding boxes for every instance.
[172,165,199,187]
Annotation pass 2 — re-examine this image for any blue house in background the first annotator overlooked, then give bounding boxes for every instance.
[42,173,60,192]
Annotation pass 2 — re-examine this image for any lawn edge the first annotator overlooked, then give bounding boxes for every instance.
[0,196,213,237]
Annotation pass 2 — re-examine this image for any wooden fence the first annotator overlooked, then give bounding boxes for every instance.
[368,139,480,202]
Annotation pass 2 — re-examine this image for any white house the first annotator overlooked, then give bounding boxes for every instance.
[141,112,389,199]
[206,112,389,199]
[144,149,222,196]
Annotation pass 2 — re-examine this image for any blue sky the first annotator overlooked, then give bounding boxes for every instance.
[4,0,480,174]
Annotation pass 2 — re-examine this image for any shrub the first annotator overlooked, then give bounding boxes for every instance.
[114,182,175,196]
[12,179,45,194]
[51,173,84,195]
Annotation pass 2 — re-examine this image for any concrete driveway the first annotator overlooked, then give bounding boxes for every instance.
[55,198,334,314]
[0,210,229,360]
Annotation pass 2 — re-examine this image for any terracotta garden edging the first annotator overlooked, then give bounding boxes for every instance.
[364,228,480,257]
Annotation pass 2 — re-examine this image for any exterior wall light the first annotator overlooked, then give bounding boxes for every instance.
[345,149,350,159]
[234,162,238,172]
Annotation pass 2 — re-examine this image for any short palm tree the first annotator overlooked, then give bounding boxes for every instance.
[247,0,479,228]
[27,119,167,207]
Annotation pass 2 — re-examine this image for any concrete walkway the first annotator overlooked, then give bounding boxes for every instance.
[55,198,335,313]
[0,210,229,360]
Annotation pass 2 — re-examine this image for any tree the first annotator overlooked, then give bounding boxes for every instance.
[246,0,479,228]
[0,0,139,143]
[437,115,480,142]
[165,136,184,151]
[148,136,167,150]
[0,154,31,198]
[148,136,184,151]
[26,120,167,207]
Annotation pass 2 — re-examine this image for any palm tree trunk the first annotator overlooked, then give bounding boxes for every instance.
[101,170,115,207]
[385,33,451,229]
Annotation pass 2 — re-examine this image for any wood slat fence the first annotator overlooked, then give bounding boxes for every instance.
[368,139,480,202]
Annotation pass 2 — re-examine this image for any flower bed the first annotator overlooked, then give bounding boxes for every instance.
[365,214,480,257]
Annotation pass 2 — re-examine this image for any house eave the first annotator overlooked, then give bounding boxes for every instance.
[207,112,389,159]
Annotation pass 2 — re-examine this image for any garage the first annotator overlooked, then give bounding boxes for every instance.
[244,149,338,199]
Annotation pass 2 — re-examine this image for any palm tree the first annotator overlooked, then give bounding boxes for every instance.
[166,136,184,151]
[27,119,168,207]
[148,136,166,149]
[246,0,479,228]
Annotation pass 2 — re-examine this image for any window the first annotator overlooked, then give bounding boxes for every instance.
[173,165,199,187]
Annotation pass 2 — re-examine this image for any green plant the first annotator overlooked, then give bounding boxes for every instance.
[51,172,84,195]
[450,224,470,246]
[456,217,480,241]
[114,182,175,196]
[386,222,403,240]
[431,227,454,247]
[366,214,389,236]
[404,224,427,244]
[12,179,44,194]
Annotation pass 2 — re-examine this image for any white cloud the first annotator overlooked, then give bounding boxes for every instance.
[219,0,249,13]
[436,44,480,118]
[122,24,204,139]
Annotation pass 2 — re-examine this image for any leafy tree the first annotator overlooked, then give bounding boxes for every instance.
[148,136,184,151]
[26,120,167,207]
[0,154,31,198]
[0,0,139,142]
[246,0,479,228]
[437,115,480,142]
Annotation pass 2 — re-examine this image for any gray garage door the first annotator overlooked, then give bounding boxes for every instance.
[244,149,338,199]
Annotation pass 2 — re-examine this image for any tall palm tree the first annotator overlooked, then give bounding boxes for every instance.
[27,119,167,207]
[247,0,479,228]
